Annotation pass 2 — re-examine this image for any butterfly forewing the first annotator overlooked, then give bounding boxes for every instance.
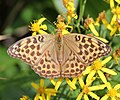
[7,34,61,78]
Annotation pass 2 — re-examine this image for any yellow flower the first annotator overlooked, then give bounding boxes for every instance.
[101,82,120,100]
[28,18,48,36]
[63,0,77,24]
[77,76,106,100]
[56,15,73,35]
[31,79,56,100]
[83,56,117,84]
[20,96,29,100]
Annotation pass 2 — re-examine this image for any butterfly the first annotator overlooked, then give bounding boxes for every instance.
[7,29,111,78]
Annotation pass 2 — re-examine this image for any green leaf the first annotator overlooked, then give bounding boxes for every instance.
[84,0,109,19]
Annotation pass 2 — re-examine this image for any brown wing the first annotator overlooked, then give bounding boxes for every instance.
[60,33,111,77]
[7,34,60,78]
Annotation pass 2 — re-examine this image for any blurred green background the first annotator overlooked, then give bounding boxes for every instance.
[0,0,115,100]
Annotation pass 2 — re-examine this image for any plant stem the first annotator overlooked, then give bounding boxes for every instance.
[77,0,87,33]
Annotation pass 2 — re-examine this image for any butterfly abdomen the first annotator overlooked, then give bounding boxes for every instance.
[55,33,64,63]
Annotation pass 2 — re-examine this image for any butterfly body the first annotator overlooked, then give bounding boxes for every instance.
[55,30,64,63]
[7,32,111,78]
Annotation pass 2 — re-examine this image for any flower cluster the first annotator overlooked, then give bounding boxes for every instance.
[62,0,77,24]
[21,0,120,100]
[87,0,120,37]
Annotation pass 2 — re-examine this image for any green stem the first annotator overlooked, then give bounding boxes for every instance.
[77,0,87,33]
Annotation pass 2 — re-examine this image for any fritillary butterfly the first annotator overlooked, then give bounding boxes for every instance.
[7,30,111,78]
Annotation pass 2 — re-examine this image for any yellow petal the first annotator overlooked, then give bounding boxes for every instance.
[83,66,91,75]
[40,25,47,30]
[89,23,99,36]
[38,30,48,34]
[55,77,63,91]
[114,84,120,90]
[101,56,112,65]
[102,19,109,27]
[38,96,43,100]
[88,84,106,91]
[88,92,100,100]
[110,27,117,36]
[110,15,117,25]
[41,93,46,100]
[62,29,70,35]
[65,25,73,30]
[32,32,37,36]
[95,17,100,26]
[45,89,56,95]
[76,92,83,100]
[86,70,96,84]
[50,79,56,86]
[115,0,120,4]
[83,94,89,100]
[20,96,29,100]
[95,36,109,43]
[70,77,77,90]
[118,15,120,19]
[74,14,78,19]
[106,24,113,30]
[110,0,114,8]
[72,77,77,84]
[101,95,109,100]
[66,78,76,89]
[101,68,117,75]
[31,82,39,90]
[117,93,120,97]
[106,82,112,90]
[78,77,85,88]
[40,79,44,88]
[46,94,50,100]
[111,97,116,100]
[34,94,40,100]
[94,22,100,26]
[97,70,107,83]
[38,18,46,25]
